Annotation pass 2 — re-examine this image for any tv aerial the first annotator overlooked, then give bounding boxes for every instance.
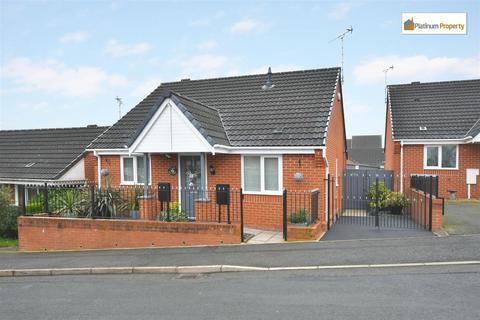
[383,65,394,102]
[330,26,353,84]
[115,96,123,120]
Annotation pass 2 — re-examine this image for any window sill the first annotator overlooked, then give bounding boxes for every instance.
[424,167,459,171]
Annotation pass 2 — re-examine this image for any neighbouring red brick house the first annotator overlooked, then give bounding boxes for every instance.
[0,126,107,206]
[85,67,347,231]
[384,79,480,199]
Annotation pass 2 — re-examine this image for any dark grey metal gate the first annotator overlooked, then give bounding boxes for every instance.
[338,169,425,229]
[343,169,393,210]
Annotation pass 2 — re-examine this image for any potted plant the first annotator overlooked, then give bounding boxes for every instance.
[367,181,391,214]
[386,192,408,215]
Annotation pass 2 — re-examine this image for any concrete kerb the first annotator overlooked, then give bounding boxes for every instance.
[1,261,479,278]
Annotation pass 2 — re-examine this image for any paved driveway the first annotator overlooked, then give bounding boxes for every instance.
[322,223,431,240]
[443,200,480,235]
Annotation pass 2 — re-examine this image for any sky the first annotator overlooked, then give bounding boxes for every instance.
[1,0,479,140]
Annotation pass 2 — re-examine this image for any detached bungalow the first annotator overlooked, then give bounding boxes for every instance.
[385,79,480,199]
[86,67,347,231]
[0,125,107,206]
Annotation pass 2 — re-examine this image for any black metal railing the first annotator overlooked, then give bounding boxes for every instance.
[283,189,320,226]
[410,175,439,198]
[22,184,245,223]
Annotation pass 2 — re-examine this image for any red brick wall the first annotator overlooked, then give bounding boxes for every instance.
[287,220,326,241]
[384,108,400,178]
[18,216,240,251]
[401,144,480,199]
[84,151,97,184]
[325,79,347,224]
[407,188,443,232]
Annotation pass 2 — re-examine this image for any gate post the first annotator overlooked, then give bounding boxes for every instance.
[375,178,379,228]
[240,188,244,242]
[428,175,433,231]
[326,174,331,230]
[282,189,287,241]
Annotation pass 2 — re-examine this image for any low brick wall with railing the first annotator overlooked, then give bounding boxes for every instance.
[404,188,443,232]
[18,216,241,251]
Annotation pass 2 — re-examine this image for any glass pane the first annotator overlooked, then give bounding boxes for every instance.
[426,147,439,167]
[264,158,279,191]
[244,156,261,191]
[441,145,456,168]
[123,158,134,182]
[137,156,145,183]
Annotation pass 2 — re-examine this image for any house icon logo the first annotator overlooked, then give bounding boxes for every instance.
[404,17,415,31]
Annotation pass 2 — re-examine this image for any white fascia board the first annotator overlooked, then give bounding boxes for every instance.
[0,179,87,185]
[213,145,321,154]
[398,137,472,145]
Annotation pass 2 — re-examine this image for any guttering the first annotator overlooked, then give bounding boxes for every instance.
[213,145,322,154]
[395,137,473,145]
[0,179,87,185]
[89,148,131,156]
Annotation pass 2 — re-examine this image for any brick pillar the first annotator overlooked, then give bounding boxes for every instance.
[139,197,156,220]
[431,198,443,232]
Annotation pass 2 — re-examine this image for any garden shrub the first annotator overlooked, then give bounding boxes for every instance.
[0,186,20,238]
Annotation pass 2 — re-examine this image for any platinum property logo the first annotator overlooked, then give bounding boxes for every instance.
[402,13,467,35]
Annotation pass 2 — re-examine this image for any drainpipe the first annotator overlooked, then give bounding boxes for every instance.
[143,153,149,198]
[400,141,404,193]
[97,154,102,188]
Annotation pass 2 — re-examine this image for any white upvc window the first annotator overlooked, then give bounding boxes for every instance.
[241,155,283,195]
[424,145,458,170]
[121,155,150,184]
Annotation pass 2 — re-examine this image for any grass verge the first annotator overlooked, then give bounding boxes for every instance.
[0,237,18,248]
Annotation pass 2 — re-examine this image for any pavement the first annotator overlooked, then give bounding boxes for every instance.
[245,228,284,244]
[1,234,479,271]
[1,264,479,320]
[443,200,480,235]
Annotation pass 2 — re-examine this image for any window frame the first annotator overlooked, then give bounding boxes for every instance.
[423,145,459,170]
[241,155,283,195]
[120,155,152,185]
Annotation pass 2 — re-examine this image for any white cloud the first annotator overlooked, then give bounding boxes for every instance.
[1,57,128,97]
[354,55,480,84]
[197,40,217,51]
[328,2,352,21]
[105,39,151,57]
[229,19,260,33]
[131,78,160,98]
[181,54,228,74]
[59,31,89,44]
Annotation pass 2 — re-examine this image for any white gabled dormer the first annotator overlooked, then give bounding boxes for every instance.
[129,98,215,154]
